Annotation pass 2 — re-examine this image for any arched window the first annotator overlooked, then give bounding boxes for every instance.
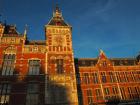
[1,54,15,76]
[28,60,40,75]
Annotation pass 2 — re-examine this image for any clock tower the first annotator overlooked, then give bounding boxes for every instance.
[45,5,78,105]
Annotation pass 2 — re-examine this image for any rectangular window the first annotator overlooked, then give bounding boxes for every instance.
[56,59,64,74]
[109,72,116,83]
[136,71,140,82]
[115,72,121,82]
[112,87,118,94]
[0,83,11,104]
[95,89,102,100]
[91,72,98,84]
[122,72,128,82]
[128,87,132,94]
[26,83,39,105]
[120,87,126,100]
[104,88,110,95]
[134,87,140,98]
[128,87,134,99]
[83,73,90,84]
[28,60,40,75]
[131,72,136,82]
[86,89,93,105]
[2,54,15,76]
[101,72,107,83]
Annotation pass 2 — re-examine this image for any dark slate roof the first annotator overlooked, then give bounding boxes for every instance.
[110,58,136,66]
[26,40,46,45]
[48,17,69,26]
[3,25,20,36]
[47,5,69,26]
[75,58,137,67]
[76,58,98,67]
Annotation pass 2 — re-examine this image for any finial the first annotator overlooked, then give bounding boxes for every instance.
[99,49,106,59]
[53,4,62,17]
[24,24,28,38]
[55,4,60,12]
[100,49,104,53]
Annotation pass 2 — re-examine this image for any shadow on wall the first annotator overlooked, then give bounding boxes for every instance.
[46,76,71,105]
[7,68,45,105]
[74,58,83,105]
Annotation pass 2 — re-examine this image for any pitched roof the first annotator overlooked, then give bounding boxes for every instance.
[26,40,46,45]
[47,5,69,26]
[3,24,20,36]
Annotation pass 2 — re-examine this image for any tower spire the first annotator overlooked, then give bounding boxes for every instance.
[53,4,62,18]
[47,4,69,26]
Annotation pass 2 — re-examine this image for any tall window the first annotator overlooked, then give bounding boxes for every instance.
[101,72,107,83]
[109,72,116,83]
[123,72,129,82]
[0,83,11,104]
[134,87,140,98]
[95,89,102,100]
[56,59,64,74]
[2,54,15,76]
[115,72,121,82]
[26,83,39,105]
[112,87,118,94]
[131,72,136,82]
[28,60,40,75]
[128,87,133,99]
[104,87,110,100]
[104,88,110,95]
[83,73,90,84]
[120,87,126,100]
[86,89,93,105]
[91,72,98,84]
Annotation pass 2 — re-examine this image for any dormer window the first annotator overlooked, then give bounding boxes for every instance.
[102,61,107,67]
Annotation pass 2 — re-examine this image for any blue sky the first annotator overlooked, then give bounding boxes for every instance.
[0,0,140,58]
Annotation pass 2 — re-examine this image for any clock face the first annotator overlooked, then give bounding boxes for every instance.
[54,35,64,46]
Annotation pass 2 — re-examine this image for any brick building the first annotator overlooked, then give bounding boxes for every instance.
[0,6,140,105]
[75,50,140,105]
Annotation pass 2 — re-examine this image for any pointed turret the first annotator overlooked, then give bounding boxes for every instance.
[53,4,62,18]
[47,4,69,26]
[99,49,107,59]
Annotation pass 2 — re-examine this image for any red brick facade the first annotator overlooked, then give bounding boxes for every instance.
[75,51,140,105]
[0,6,140,105]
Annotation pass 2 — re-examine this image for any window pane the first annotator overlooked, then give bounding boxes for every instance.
[0,84,11,104]
[56,59,64,74]
[26,84,39,105]
[27,84,38,93]
[28,60,40,75]
[2,67,6,75]
[2,54,15,76]
[101,72,107,83]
